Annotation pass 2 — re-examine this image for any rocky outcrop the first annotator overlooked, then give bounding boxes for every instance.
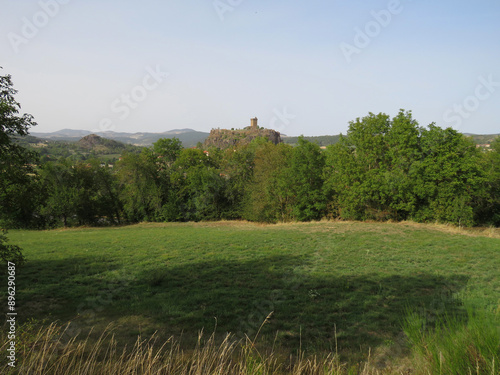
[204,119,281,149]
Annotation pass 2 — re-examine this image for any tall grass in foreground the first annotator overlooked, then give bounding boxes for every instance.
[404,305,499,375]
[0,321,399,375]
[2,313,499,374]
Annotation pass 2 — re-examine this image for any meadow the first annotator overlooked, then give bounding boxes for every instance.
[2,221,499,374]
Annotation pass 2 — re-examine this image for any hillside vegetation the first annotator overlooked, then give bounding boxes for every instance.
[13,134,142,162]
[4,111,500,230]
[282,135,341,147]
[466,133,500,145]
[30,128,210,147]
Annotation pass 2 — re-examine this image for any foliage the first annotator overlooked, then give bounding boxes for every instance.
[0,230,25,266]
[415,124,483,226]
[404,305,499,375]
[282,134,341,147]
[0,74,36,148]
[116,152,163,222]
[0,72,41,228]
[169,147,225,221]
[0,147,42,228]
[323,110,484,226]
[1,105,499,228]
[289,137,327,220]
[40,159,122,226]
[13,134,143,163]
[219,144,255,219]
[475,138,500,226]
[243,142,294,222]
[152,137,183,166]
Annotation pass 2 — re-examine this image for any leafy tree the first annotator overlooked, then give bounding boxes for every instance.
[219,144,256,219]
[0,73,36,150]
[463,137,500,226]
[482,138,500,225]
[324,112,393,220]
[289,137,326,221]
[116,152,162,222]
[415,125,484,226]
[169,148,224,221]
[143,137,184,220]
[324,110,484,226]
[0,75,39,227]
[152,137,183,167]
[383,111,423,218]
[243,142,294,222]
[0,230,25,266]
[40,159,122,227]
[0,72,41,228]
[72,160,122,225]
[39,161,79,227]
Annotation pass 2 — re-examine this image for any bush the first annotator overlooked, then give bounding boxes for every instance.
[0,230,26,267]
[404,304,499,374]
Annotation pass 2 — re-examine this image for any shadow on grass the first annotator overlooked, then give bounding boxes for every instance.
[14,255,122,321]
[16,254,469,359]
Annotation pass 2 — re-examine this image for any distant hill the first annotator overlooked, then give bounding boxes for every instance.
[464,133,500,146]
[31,128,210,147]
[30,128,92,139]
[26,129,499,151]
[13,134,143,163]
[77,134,129,152]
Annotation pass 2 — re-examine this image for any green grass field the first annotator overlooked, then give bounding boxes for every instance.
[4,221,500,371]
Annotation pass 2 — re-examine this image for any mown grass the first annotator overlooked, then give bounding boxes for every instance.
[2,221,499,372]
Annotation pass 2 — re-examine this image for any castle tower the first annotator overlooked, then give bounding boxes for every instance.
[251,117,258,129]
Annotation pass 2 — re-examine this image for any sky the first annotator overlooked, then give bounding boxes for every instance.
[1,0,499,136]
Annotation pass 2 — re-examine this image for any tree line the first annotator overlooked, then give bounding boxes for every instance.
[2,74,500,230]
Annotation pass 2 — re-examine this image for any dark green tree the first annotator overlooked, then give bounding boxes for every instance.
[324,110,484,226]
[324,112,393,220]
[289,137,326,221]
[71,160,122,225]
[0,72,41,228]
[169,148,224,221]
[243,142,294,222]
[479,138,500,225]
[116,152,162,222]
[415,125,484,226]
[152,137,183,167]
[219,144,256,219]
[39,160,79,227]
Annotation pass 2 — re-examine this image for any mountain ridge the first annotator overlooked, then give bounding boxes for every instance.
[29,129,500,148]
[31,128,209,147]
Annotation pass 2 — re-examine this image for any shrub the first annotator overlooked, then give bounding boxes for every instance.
[404,305,499,374]
[0,230,25,267]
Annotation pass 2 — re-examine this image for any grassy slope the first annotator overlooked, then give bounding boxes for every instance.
[6,222,500,362]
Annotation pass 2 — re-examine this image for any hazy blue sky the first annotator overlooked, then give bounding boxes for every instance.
[1,0,499,136]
